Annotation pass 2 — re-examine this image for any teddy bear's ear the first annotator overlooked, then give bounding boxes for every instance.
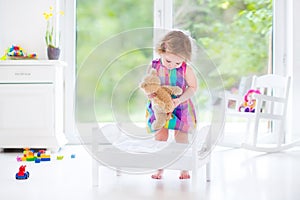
[150,69,157,75]
[140,82,146,88]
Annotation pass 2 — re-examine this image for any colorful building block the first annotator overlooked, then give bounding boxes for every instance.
[56,155,64,160]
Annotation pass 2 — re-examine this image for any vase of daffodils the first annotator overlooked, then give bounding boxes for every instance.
[43,6,64,60]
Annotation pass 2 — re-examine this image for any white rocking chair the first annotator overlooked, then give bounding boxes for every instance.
[224,74,300,152]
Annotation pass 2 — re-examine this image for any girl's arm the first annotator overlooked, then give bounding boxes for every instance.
[173,65,198,107]
[146,63,153,73]
[145,63,156,99]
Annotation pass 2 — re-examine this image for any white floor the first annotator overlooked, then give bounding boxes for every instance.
[1,145,300,200]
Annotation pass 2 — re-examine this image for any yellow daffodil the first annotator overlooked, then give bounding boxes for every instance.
[43,6,64,48]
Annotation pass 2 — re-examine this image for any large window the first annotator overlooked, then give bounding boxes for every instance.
[76,0,154,122]
[76,0,273,124]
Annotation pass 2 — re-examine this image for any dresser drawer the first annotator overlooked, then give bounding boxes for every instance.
[0,66,55,83]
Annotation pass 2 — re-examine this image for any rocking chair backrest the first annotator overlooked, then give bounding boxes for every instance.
[251,74,290,117]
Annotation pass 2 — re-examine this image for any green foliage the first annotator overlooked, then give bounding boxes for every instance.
[76,0,153,67]
[76,0,153,121]
[174,0,272,89]
[76,0,272,122]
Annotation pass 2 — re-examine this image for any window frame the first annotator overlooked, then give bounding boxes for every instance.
[70,0,290,137]
[153,0,290,141]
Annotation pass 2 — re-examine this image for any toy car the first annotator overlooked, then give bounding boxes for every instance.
[16,165,30,180]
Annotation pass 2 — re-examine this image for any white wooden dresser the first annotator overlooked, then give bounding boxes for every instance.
[0,60,67,151]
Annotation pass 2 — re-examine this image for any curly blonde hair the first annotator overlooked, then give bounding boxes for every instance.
[156,30,192,61]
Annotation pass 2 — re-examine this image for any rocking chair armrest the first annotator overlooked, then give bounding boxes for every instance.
[253,93,286,103]
[224,91,243,101]
[224,91,244,110]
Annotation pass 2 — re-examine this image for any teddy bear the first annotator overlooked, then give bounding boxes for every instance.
[140,69,183,130]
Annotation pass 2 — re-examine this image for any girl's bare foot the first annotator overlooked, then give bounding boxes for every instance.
[151,169,163,179]
[179,170,190,179]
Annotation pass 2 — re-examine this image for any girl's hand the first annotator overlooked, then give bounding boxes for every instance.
[172,98,181,109]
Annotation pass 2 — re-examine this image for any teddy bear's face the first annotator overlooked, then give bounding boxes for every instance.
[140,82,160,95]
[140,72,161,95]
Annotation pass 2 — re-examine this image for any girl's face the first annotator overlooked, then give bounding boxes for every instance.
[161,52,185,69]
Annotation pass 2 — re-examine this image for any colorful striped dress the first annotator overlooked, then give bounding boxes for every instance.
[146,58,197,133]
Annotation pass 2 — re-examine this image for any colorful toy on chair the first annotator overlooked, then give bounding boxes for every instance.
[239,89,261,113]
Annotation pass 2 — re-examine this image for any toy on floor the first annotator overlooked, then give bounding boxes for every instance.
[16,165,30,180]
[56,155,64,160]
[40,154,51,161]
[16,156,22,162]
[21,148,36,161]
[239,89,261,113]
[20,148,51,162]
[37,149,46,157]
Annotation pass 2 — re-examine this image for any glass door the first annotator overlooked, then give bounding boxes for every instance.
[76,1,154,124]
[173,0,273,145]
[76,0,274,145]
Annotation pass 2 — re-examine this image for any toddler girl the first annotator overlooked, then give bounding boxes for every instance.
[145,30,198,179]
